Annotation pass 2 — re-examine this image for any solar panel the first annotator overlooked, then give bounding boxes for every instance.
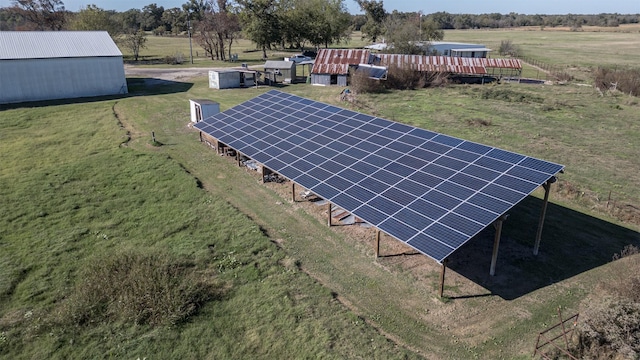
[194,90,564,263]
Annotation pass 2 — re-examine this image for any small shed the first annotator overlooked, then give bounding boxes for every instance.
[263,61,296,84]
[209,69,241,89]
[189,99,220,123]
[310,49,370,86]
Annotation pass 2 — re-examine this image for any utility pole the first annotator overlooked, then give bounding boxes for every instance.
[188,16,194,64]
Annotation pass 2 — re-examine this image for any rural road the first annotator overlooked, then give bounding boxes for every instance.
[124,65,209,81]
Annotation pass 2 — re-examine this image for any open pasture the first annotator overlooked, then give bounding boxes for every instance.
[1,28,639,359]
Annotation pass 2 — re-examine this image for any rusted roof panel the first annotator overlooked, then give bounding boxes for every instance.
[378,54,488,75]
[312,49,371,75]
[481,58,522,69]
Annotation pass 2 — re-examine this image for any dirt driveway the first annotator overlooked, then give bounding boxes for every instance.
[124,65,209,84]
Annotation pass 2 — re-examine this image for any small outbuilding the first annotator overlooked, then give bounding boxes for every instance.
[263,61,296,84]
[189,99,220,123]
[0,31,128,104]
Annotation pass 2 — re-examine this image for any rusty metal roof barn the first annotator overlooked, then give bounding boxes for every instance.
[376,55,522,75]
[311,49,372,75]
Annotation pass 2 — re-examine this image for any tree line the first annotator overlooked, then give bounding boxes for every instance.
[2,0,639,61]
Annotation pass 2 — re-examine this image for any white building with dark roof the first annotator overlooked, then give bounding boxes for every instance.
[0,31,128,104]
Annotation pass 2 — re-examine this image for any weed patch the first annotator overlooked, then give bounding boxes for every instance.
[55,250,224,327]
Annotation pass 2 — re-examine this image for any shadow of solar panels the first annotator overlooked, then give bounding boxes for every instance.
[194,89,564,264]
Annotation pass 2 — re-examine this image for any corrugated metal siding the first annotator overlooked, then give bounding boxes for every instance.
[0,57,127,104]
[311,74,331,86]
[0,31,122,60]
[481,58,522,69]
[377,55,523,75]
[311,49,370,75]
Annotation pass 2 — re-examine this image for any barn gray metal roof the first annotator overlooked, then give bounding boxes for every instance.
[0,31,122,60]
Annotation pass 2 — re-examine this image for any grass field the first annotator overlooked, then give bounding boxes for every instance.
[1,28,640,359]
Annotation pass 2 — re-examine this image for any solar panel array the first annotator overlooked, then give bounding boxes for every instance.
[195,90,564,263]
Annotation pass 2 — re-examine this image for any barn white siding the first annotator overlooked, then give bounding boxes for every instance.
[0,31,128,104]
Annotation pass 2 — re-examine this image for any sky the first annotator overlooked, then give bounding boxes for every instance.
[51,0,640,15]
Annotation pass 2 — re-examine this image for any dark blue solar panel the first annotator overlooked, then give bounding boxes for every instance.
[397,155,428,169]
[396,208,431,230]
[368,135,389,146]
[307,167,332,180]
[354,204,388,225]
[507,166,552,184]
[461,164,500,182]
[369,196,403,216]
[289,146,310,158]
[354,141,379,153]
[396,179,431,197]
[291,159,316,172]
[343,147,368,160]
[363,154,389,167]
[435,181,475,201]
[408,233,454,259]
[433,156,467,171]
[408,171,442,188]
[359,177,390,194]
[468,193,512,215]
[487,148,526,164]
[327,141,350,152]
[409,148,439,162]
[313,182,340,199]
[519,157,563,174]
[484,183,525,204]
[277,152,298,165]
[439,213,484,237]
[332,193,362,212]
[348,184,377,202]
[389,122,413,133]
[277,166,302,180]
[409,128,437,140]
[319,160,343,174]
[449,172,488,191]
[376,147,403,161]
[447,148,481,163]
[455,202,498,225]
[315,146,338,159]
[338,134,361,146]
[384,162,415,177]
[427,223,467,248]
[196,90,564,263]
[474,156,512,173]
[351,160,378,175]
[335,169,361,185]
[423,164,456,179]
[295,173,320,188]
[494,174,538,194]
[325,175,351,190]
[387,141,414,153]
[382,187,415,205]
[407,198,448,221]
[422,190,461,210]
[379,218,417,241]
[371,169,402,186]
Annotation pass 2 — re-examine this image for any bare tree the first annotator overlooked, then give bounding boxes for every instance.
[119,29,147,61]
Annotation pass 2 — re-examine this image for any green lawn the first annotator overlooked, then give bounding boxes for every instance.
[1,28,639,359]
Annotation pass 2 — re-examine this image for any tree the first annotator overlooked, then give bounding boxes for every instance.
[117,8,143,33]
[119,29,147,61]
[237,0,282,59]
[141,3,165,32]
[194,0,241,61]
[67,5,121,37]
[9,0,66,30]
[182,0,209,21]
[161,7,185,35]
[356,0,386,43]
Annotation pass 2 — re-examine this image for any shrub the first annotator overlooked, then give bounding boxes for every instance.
[498,40,519,57]
[55,250,224,327]
[594,67,640,97]
[572,248,640,359]
[349,68,384,94]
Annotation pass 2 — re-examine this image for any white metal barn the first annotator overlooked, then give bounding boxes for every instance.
[0,31,128,104]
